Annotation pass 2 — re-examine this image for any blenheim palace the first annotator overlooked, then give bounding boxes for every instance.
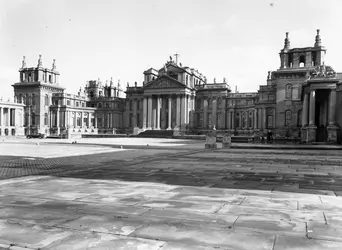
[1,29,342,143]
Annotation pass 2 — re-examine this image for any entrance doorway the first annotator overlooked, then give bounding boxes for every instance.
[315,90,329,142]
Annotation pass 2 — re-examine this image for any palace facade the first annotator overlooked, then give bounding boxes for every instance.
[8,30,342,143]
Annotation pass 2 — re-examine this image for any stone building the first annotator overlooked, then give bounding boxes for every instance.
[10,29,342,142]
[0,98,25,137]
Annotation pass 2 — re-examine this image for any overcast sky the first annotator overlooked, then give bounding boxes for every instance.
[1,0,342,99]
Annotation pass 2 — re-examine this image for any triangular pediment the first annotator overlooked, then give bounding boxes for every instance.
[144,75,186,89]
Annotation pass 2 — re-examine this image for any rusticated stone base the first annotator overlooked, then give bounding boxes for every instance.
[327,125,339,143]
[307,125,317,143]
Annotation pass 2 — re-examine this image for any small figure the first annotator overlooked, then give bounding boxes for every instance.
[21,56,26,69]
[267,130,273,143]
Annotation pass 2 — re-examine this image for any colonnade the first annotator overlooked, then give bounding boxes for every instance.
[301,89,336,127]
[0,107,22,127]
[140,94,195,130]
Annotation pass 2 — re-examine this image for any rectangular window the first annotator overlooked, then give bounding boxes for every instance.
[268,94,274,101]
[77,117,81,127]
[67,100,71,106]
[83,117,88,127]
[267,115,273,128]
[76,102,79,107]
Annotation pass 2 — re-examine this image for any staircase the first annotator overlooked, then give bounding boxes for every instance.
[136,130,174,138]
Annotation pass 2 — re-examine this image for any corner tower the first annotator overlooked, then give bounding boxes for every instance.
[279,29,326,69]
[12,55,64,135]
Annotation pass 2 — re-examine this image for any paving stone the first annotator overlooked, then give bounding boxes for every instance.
[137,199,224,213]
[274,235,342,249]
[240,197,298,210]
[0,219,72,249]
[142,208,238,227]
[44,232,165,250]
[160,242,222,250]
[307,221,342,241]
[57,214,149,236]
[132,223,275,249]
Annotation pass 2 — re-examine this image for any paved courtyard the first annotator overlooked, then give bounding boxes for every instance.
[1,138,342,249]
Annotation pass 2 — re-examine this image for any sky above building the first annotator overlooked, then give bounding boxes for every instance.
[1,0,342,99]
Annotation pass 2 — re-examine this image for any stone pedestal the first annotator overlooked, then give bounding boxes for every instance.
[133,127,141,135]
[327,125,339,143]
[307,125,316,143]
[301,127,307,143]
[173,126,181,136]
[205,130,217,149]
[222,133,232,148]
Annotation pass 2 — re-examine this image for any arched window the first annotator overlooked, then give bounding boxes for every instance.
[235,113,240,128]
[285,84,292,100]
[89,91,94,98]
[98,103,102,108]
[208,98,213,109]
[196,98,202,109]
[297,109,302,127]
[242,112,247,128]
[105,102,109,108]
[299,55,305,67]
[285,110,292,126]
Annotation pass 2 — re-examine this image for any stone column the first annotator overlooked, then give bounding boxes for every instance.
[212,97,217,129]
[327,89,339,142]
[102,113,105,128]
[143,97,147,129]
[156,96,161,129]
[133,99,137,127]
[94,114,98,128]
[262,108,267,130]
[328,89,336,125]
[147,96,152,129]
[0,107,3,127]
[176,95,181,127]
[11,109,15,126]
[307,90,317,142]
[6,108,11,126]
[221,99,226,129]
[302,92,309,126]
[231,110,235,129]
[167,96,172,130]
[88,112,91,128]
[81,112,84,128]
[227,110,231,129]
[253,109,257,129]
[56,108,60,134]
[203,99,208,129]
[309,90,315,125]
[180,95,186,129]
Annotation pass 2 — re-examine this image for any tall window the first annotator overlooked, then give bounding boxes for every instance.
[285,84,292,100]
[32,94,36,105]
[297,110,302,127]
[31,112,35,125]
[235,113,240,128]
[267,108,274,128]
[285,110,292,126]
[44,113,48,125]
[45,95,49,106]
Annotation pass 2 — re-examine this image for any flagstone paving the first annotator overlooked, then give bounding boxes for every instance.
[0,139,342,249]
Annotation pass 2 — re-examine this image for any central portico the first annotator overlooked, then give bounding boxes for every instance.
[125,58,204,133]
[142,75,195,130]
